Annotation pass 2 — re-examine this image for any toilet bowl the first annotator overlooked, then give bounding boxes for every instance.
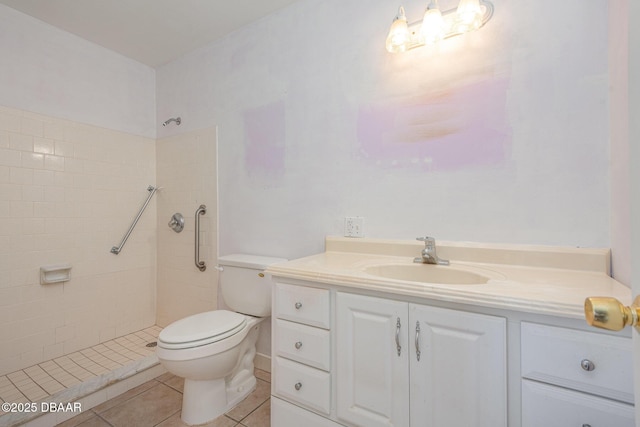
[156,254,285,426]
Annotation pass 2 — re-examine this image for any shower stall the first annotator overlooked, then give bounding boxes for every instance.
[0,107,218,425]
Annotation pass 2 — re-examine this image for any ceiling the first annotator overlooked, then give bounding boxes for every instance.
[0,0,300,68]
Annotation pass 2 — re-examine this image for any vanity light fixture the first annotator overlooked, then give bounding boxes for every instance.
[385,0,494,53]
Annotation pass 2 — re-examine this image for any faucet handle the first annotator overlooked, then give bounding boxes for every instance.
[416,236,435,246]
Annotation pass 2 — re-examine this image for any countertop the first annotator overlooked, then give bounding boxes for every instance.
[266,237,632,320]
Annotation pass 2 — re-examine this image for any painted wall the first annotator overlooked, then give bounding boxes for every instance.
[0,106,157,376]
[609,0,630,284]
[0,4,156,138]
[156,0,613,267]
[629,0,640,416]
[156,128,218,327]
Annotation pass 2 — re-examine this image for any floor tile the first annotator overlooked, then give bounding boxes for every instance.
[225,379,270,422]
[92,379,158,414]
[241,399,270,427]
[157,374,184,393]
[52,365,272,427]
[73,415,112,427]
[55,410,96,427]
[156,412,238,427]
[99,383,181,426]
[254,370,270,383]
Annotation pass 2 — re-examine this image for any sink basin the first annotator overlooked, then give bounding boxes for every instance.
[363,264,493,285]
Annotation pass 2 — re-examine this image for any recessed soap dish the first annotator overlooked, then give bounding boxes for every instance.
[40,264,72,285]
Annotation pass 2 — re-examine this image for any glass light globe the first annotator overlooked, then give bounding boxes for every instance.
[386,7,411,53]
[456,0,482,33]
[420,1,446,44]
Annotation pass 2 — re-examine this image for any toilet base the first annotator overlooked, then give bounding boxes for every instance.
[181,374,257,425]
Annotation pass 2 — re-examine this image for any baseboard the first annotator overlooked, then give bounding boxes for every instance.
[254,352,271,373]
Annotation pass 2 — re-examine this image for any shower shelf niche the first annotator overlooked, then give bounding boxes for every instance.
[40,264,72,285]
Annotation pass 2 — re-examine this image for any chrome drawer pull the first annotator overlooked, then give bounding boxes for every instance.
[415,321,421,362]
[294,382,302,391]
[295,302,302,310]
[580,359,595,371]
[295,341,303,349]
[395,317,401,356]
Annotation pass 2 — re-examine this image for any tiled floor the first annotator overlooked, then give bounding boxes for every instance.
[56,369,271,427]
[0,326,162,406]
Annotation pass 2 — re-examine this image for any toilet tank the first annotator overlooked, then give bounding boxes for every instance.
[218,254,287,317]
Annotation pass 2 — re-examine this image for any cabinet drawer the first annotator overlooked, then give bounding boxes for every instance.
[275,283,330,329]
[274,357,331,415]
[272,397,343,427]
[522,379,634,427]
[275,319,331,371]
[521,322,633,403]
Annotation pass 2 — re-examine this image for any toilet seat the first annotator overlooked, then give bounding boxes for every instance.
[158,310,247,350]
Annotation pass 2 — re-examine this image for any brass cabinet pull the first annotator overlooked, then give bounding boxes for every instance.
[584,296,640,331]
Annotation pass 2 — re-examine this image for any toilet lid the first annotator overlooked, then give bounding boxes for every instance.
[158,310,247,347]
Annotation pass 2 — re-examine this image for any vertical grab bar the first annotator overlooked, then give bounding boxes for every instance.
[111,185,157,255]
[195,204,206,271]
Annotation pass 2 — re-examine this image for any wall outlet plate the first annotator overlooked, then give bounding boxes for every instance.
[344,216,364,238]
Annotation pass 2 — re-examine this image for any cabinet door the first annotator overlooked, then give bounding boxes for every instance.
[409,304,507,427]
[336,292,409,427]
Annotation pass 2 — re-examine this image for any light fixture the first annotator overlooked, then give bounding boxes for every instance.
[385,0,494,53]
[420,0,446,45]
[385,6,411,53]
[455,0,483,32]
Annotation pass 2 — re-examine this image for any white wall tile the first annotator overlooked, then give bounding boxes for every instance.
[0,107,157,376]
[20,153,44,169]
[156,127,218,327]
[0,148,21,167]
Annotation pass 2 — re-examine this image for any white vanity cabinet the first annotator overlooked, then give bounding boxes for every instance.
[520,322,634,427]
[272,282,341,427]
[272,280,633,427]
[335,292,507,427]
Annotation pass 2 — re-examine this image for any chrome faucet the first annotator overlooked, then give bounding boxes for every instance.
[414,236,449,265]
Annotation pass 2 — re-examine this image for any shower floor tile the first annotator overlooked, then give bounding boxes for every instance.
[0,325,162,424]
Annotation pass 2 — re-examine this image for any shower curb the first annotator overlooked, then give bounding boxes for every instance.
[0,356,164,427]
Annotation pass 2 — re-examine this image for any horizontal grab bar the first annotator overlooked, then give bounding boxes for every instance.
[111,185,158,255]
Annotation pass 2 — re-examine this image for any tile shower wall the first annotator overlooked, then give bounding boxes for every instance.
[156,128,218,327]
[0,105,157,376]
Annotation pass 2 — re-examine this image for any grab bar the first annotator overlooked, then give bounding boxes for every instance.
[195,204,206,271]
[111,185,158,255]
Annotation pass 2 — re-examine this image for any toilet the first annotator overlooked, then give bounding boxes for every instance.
[156,254,286,426]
